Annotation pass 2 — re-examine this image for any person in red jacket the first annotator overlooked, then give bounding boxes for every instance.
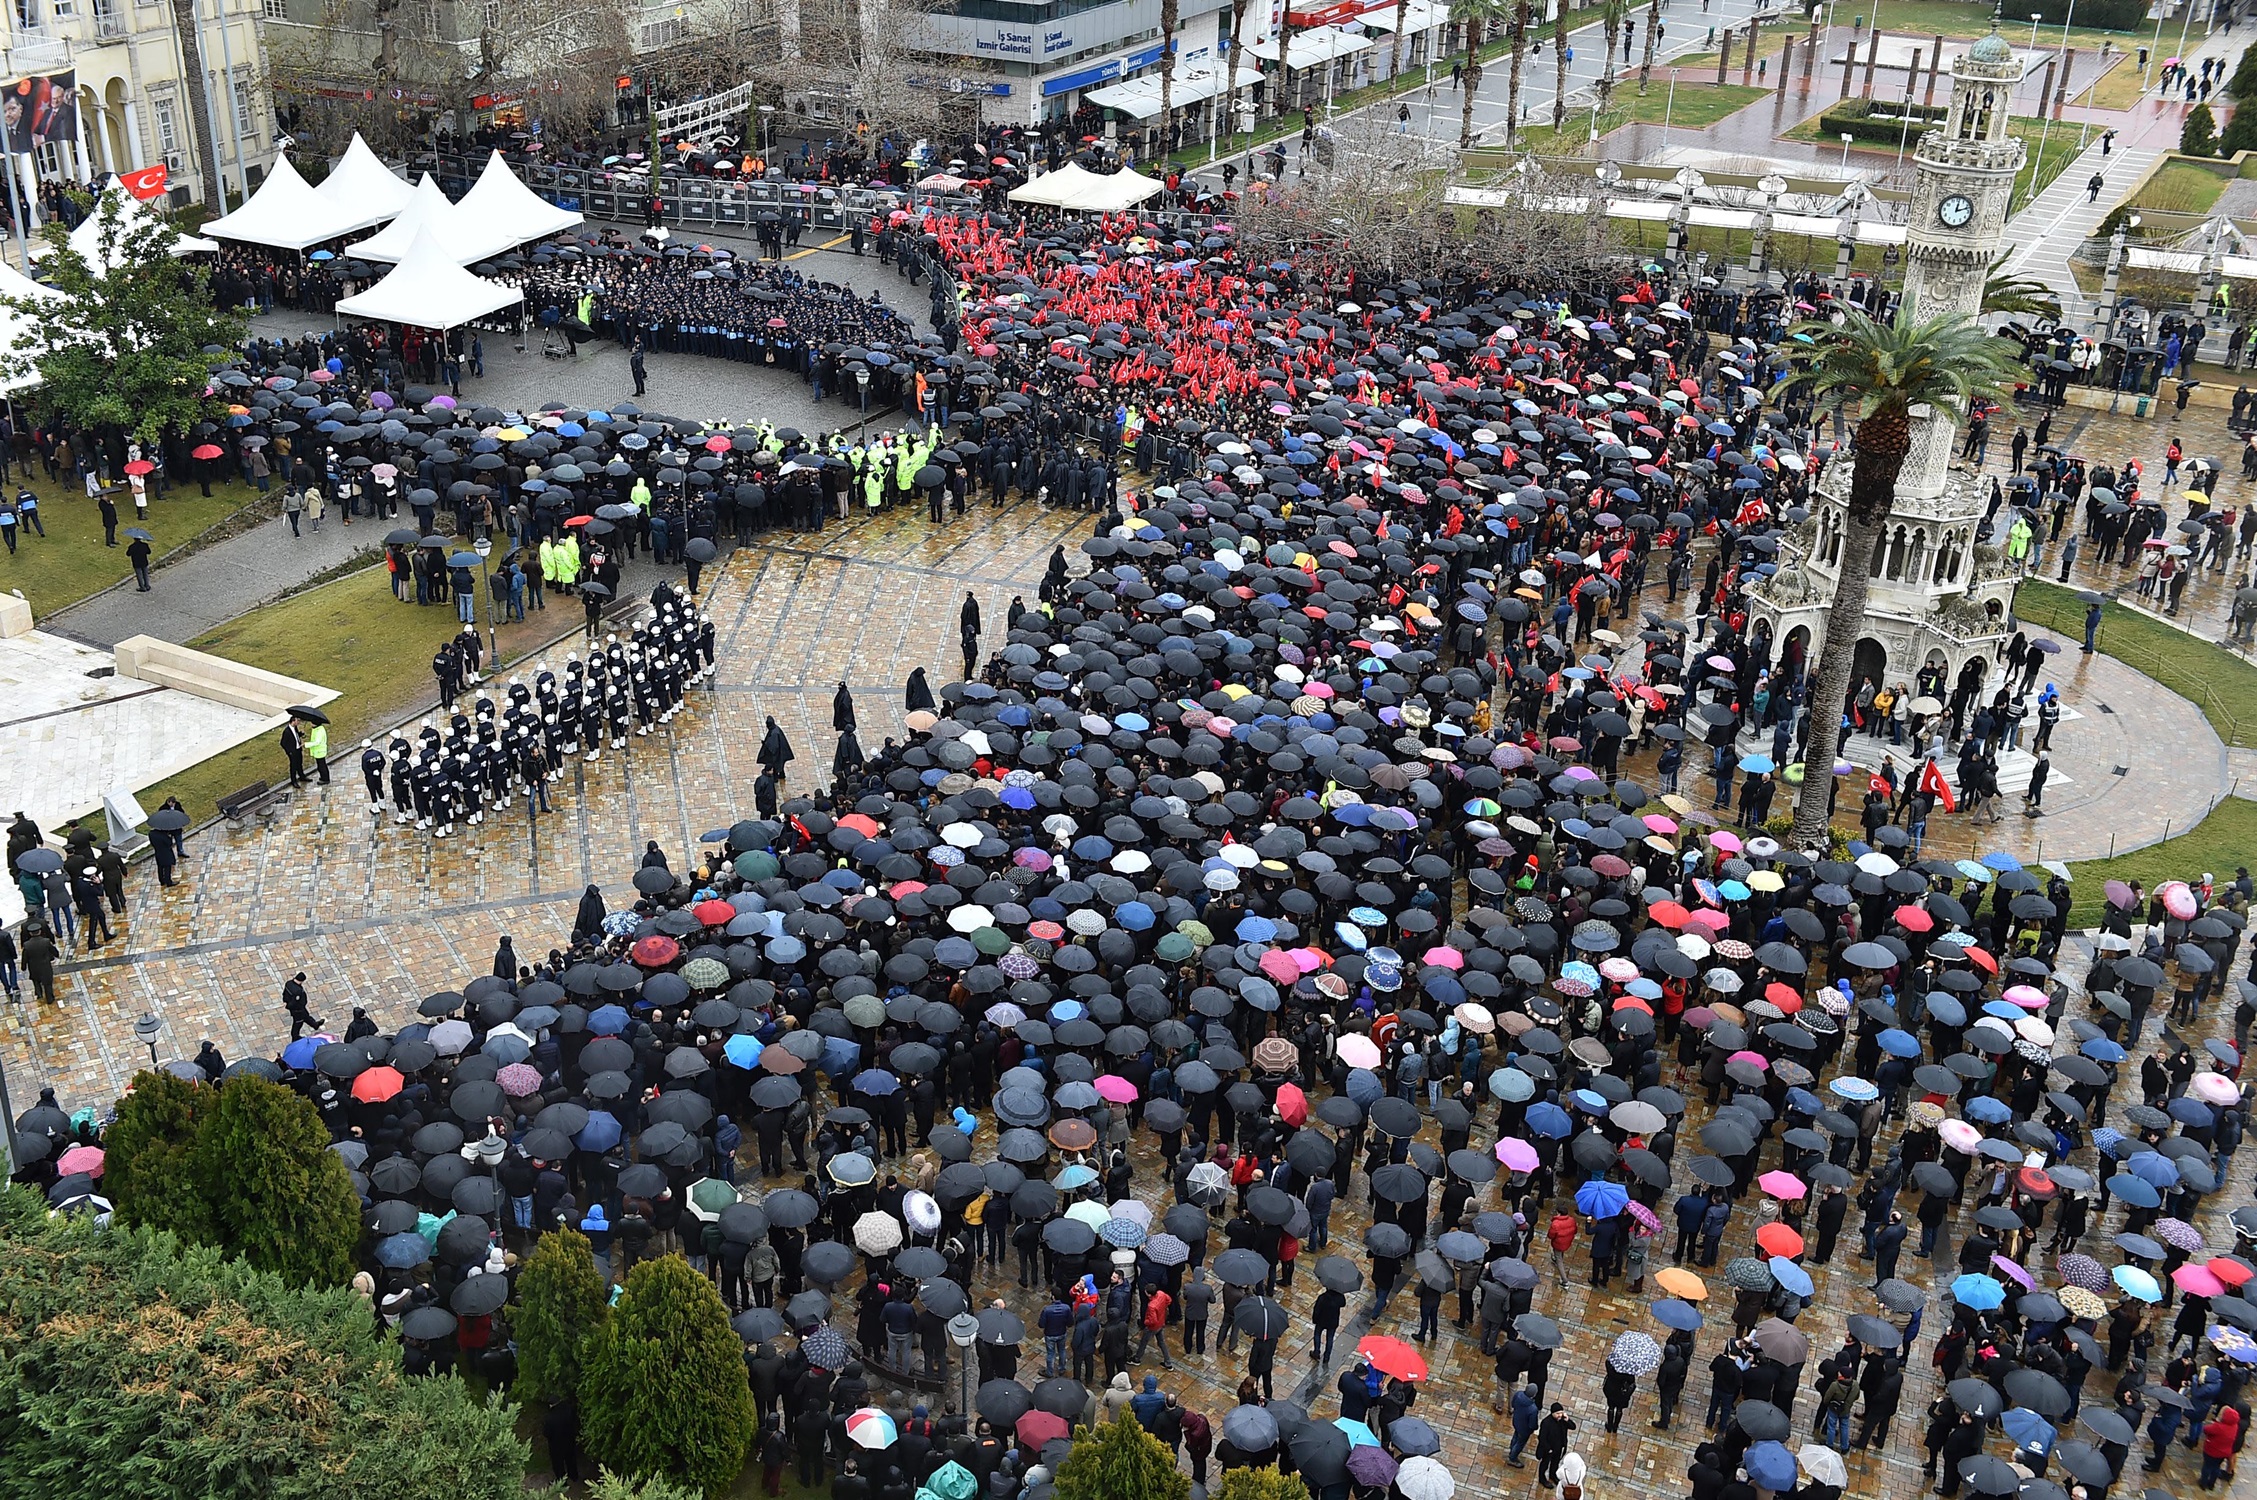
[2200,1405,2241,1488]
[1133,1286,1174,1370]
[1547,1211,1578,1288]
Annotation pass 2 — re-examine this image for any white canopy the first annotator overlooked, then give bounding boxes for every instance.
[0,258,62,395]
[312,133,415,232]
[1086,59,1266,118]
[1078,167,1167,212]
[335,225,522,330]
[203,153,368,250]
[52,177,218,273]
[347,174,519,266]
[1008,162,1110,207]
[1248,26,1372,67]
[1008,163,1167,213]
[1360,1,1443,30]
[450,151,582,251]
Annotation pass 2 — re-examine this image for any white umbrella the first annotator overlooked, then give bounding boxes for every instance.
[948,904,995,933]
[1854,851,1900,877]
[1065,1200,1112,1229]
[1395,1456,1455,1500]
[1797,1444,1848,1487]
[941,822,981,848]
[854,1210,904,1255]
[1108,1198,1153,1227]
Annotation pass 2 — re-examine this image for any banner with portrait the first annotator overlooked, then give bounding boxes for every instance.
[2,71,76,155]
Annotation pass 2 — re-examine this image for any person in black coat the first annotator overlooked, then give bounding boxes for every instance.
[1603,1364,1637,1432]
[759,717,795,778]
[543,1397,582,1484]
[905,668,935,713]
[572,884,606,942]
[833,683,855,733]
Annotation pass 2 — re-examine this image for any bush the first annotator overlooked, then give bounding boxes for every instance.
[2183,103,2218,157]
[1816,98,1946,146]
[1211,1473,1311,1500]
[580,1256,756,1499]
[103,1069,215,1245]
[2229,41,2257,98]
[1054,1412,1190,1500]
[2220,107,2257,159]
[0,1185,528,1500]
[2018,0,2146,27]
[515,1226,610,1404]
[190,1076,362,1288]
[590,1473,704,1500]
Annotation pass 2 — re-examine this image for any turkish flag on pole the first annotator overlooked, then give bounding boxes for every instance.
[1919,758,1957,815]
[117,164,167,201]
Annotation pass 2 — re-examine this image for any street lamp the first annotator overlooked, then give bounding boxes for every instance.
[2099,211,2136,345]
[759,104,775,159]
[854,364,872,444]
[2028,12,2042,50]
[1751,170,1789,280]
[1668,165,1705,272]
[474,534,498,668]
[949,1312,979,1418]
[1839,130,1854,172]
[133,1013,163,1067]
[1836,178,1872,286]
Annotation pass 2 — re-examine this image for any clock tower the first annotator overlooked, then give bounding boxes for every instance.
[1897,30,2025,499]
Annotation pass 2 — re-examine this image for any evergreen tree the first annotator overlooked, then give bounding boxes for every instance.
[1211,1472,1311,1500]
[1054,1411,1190,1500]
[515,1226,610,1404]
[2183,103,2218,156]
[589,1472,705,1500]
[579,1255,756,1498]
[189,1077,360,1288]
[101,1069,215,1245]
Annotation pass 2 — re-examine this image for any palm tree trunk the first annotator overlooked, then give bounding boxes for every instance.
[1392,0,1410,83]
[1459,16,1485,147]
[169,0,224,211]
[1637,0,1660,90]
[1789,415,1910,847]
[1227,0,1253,146]
[1553,4,1569,127]
[1159,0,1178,153]
[1505,0,1531,144]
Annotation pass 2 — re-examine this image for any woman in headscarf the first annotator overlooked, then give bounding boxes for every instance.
[833,682,856,733]
[832,728,865,785]
[572,884,607,943]
[758,717,795,778]
[905,668,935,713]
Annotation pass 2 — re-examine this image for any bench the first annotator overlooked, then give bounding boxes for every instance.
[217,780,281,821]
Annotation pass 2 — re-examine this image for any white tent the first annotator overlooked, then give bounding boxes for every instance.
[1085,60,1264,119]
[312,133,415,232]
[0,258,62,395]
[1007,163,1164,213]
[335,225,522,330]
[449,151,582,251]
[347,174,518,266]
[203,153,368,250]
[1007,162,1109,208]
[51,178,219,274]
[1080,168,1166,212]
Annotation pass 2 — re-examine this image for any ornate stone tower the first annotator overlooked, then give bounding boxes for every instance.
[1740,33,2026,713]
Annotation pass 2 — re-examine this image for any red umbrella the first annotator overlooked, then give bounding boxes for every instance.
[1015,1411,1068,1447]
[352,1065,405,1103]
[1764,982,1803,1014]
[1275,1082,1308,1127]
[564,515,595,528]
[631,934,680,967]
[1356,1335,1429,1381]
[1756,1223,1804,1258]
[123,459,154,475]
[191,443,223,460]
[693,899,736,927]
[704,435,732,452]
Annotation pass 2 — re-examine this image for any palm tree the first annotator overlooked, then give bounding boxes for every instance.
[1553,2,1570,127]
[169,0,224,210]
[1637,0,1661,90]
[1225,0,1255,148]
[1452,0,1498,148]
[1775,310,2023,847]
[1158,0,1178,156]
[1391,0,1411,83]
[1504,0,1533,144]
[1595,0,1628,122]
[1982,253,2063,322]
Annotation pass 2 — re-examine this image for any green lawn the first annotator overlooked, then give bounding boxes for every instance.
[2128,160,2231,216]
[2015,578,2257,747]
[113,564,572,834]
[1510,78,1771,152]
[2065,793,2257,926]
[0,478,264,618]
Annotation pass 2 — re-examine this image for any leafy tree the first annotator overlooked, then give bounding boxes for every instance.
[1776,311,2022,846]
[189,1076,361,1288]
[589,1473,704,1500]
[1211,1472,1311,1500]
[579,1256,756,1499]
[515,1226,611,1403]
[0,1185,527,1500]
[0,186,244,448]
[2183,102,2218,156]
[1054,1411,1190,1500]
[101,1069,215,1245]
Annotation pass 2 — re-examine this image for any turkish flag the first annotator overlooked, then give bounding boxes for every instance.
[1919,758,1957,815]
[117,164,167,201]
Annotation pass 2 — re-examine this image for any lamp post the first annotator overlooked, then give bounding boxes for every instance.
[2098,212,2136,338]
[473,534,498,670]
[1839,130,1854,172]
[1751,170,1788,282]
[854,364,872,444]
[759,104,776,159]
[133,1013,163,1067]
[1594,160,1622,243]
[1836,177,1870,286]
[1667,165,1705,272]
[2027,12,2042,50]
[949,1313,980,1418]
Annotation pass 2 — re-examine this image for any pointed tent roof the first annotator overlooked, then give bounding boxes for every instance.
[1007,162,1109,208]
[50,177,218,275]
[0,258,63,396]
[334,224,522,330]
[449,151,581,251]
[312,134,415,232]
[203,153,366,250]
[347,173,518,266]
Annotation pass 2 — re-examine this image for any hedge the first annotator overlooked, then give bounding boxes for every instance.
[2018,0,2149,30]
[1818,98,1947,146]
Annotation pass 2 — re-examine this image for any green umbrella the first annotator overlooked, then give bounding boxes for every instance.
[971,925,1011,956]
[1176,920,1214,948]
[686,1177,738,1222]
[843,994,886,1027]
[1155,932,1197,962]
[735,850,780,881]
[681,957,730,990]
[925,1462,979,1500]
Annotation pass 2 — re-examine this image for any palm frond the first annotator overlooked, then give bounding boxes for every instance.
[1775,307,2024,421]
[1982,253,2063,322]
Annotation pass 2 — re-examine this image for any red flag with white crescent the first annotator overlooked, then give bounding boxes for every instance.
[117,165,168,201]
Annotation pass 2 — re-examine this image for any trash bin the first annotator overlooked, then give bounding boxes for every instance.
[2136,394,2151,417]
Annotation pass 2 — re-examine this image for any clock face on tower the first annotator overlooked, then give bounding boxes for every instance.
[1938,194,1974,229]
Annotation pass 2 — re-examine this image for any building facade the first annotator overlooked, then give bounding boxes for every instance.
[1743,31,2024,711]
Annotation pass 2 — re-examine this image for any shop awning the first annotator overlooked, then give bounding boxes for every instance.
[1359,3,1444,32]
[1086,60,1266,118]
[1248,26,1373,67]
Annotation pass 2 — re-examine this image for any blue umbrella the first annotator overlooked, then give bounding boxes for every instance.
[1116,901,1154,931]
[1951,1273,2006,1311]
[1333,1418,1379,1448]
[588,1004,629,1035]
[1526,1102,1573,1139]
[2124,1151,2180,1187]
[1576,1179,1629,1217]
[2114,1265,2161,1302]
[1877,1028,1922,1058]
[575,1110,623,1152]
[820,1036,861,1077]
[1099,1217,1147,1248]
[1236,915,1278,943]
[2002,1408,2057,1454]
[281,1035,326,1070]
[852,1069,901,1096]
[1744,1440,1797,1491]
[1653,1298,1705,1331]
[1963,1097,2012,1125]
[376,1232,430,1268]
[724,1034,764,1068]
[1491,1067,1535,1102]
[2081,1037,2127,1064]
[1771,1257,1815,1297]
[2106,1173,2162,1209]
[1980,851,2023,872]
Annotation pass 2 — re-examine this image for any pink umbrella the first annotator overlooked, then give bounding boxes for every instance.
[1598,957,1640,982]
[1422,946,1464,970]
[497,1062,544,1096]
[2002,984,2048,1010]
[1094,1074,1139,1104]
[1627,1200,1663,1233]
[1728,1049,1770,1070]
[1686,909,1731,931]
[1757,1170,1807,1201]
[1938,1119,1984,1154]
[1991,1255,2034,1290]
[1260,949,1300,982]
[2158,881,2198,920]
[1337,1034,1383,1069]
[1496,1137,1540,1172]
[2173,1263,2227,1298]
[1288,948,1325,974]
[1644,815,1679,834]
[1707,830,1743,853]
[55,1144,104,1177]
[2189,1072,2241,1106]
